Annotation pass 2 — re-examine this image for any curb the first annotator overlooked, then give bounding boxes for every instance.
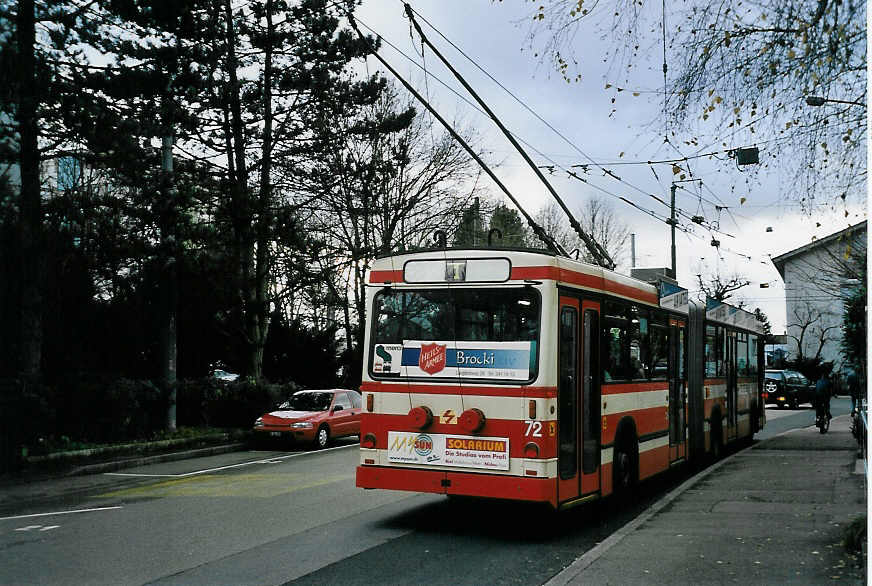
[543,445,743,586]
[544,415,859,586]
[67,443,248,476]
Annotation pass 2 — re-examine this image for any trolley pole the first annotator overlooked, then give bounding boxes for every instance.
[670,183,677,278]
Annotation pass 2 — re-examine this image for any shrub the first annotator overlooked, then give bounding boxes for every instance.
[177,378,297,429]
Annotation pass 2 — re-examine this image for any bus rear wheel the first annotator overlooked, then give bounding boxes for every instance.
[613,434,638,497]
[711,423,723,461]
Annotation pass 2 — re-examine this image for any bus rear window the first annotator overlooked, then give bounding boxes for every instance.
[370,288,540,382]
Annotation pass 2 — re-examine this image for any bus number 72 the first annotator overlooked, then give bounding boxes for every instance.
[524,420,543,437]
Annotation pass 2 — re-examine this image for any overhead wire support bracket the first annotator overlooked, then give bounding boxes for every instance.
[347,12,566,257]
[402,3,615,270]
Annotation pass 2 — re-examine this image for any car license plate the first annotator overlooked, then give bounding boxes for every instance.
[270,432,281,437]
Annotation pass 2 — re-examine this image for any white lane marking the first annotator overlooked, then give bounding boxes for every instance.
[0,506,123,522]
[100,473,180,478]
[15,525,42,531]
[103,443,359,479]
[39,525,60,531]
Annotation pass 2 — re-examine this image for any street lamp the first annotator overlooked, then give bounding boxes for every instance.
[805,96,865,107]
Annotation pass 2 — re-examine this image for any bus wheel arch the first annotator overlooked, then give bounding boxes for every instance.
[612,418,639,495]
[709,407,723,460]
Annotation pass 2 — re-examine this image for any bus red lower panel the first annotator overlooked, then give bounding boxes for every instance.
[357,465,445,494]
[446,471,556,507]
[357,466,556,506]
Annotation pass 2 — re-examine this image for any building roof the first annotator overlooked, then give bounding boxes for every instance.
[771,220,866,278]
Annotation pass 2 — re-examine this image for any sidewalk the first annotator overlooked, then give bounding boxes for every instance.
[548,414,867,585]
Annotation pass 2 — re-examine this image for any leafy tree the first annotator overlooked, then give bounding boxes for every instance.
[0,0,105,376]
[263,313,342,388]
[514,1,866,206]
[841,257,866,379]
[196,0,380,382]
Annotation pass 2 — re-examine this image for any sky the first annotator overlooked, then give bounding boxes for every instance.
[353,0,867,332]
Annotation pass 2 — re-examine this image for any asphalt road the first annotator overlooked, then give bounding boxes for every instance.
[757,395,853,440]
[0,400,851,586]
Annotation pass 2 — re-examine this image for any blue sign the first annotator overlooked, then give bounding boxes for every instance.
[401,347,529,369]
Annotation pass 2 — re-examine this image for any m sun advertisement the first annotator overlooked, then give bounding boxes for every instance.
[387,432,510,471]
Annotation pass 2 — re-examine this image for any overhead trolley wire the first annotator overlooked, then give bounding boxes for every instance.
[358,6,766,264]
[347,13,567,257]
[404,4,729,237]
[355,13,651,231]
[402,4,615,268]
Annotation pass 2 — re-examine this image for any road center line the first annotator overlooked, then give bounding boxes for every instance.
[0,506,123,521]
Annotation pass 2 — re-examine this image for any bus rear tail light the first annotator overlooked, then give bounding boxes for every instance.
[409,406,433,429]
[528,400,537,419]
[459,408,486,433]
[524,442,539,458]
[366,394,374,412]
[361,433,377,449]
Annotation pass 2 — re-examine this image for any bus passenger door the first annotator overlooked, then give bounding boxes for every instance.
[580,302,601,495]
[668,321,687,463]
[557,297,580,502]
[557,297,601,504]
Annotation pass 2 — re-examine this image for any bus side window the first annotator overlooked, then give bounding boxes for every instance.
[704,325,717,377]
[715,326,726,377]
[628,306,646,380]
[647,322,669,380]
[737,332,748,375]
[603,301,629,381]
[748,335,759,375]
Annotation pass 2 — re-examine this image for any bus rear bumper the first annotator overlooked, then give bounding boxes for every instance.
[356,465,556,507]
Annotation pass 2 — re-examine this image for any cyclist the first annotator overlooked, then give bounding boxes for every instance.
[815,370,832,422]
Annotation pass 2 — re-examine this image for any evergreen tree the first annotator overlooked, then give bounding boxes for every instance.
[842,257,867,379]
[489,203,529,247]
[454,198,488,247]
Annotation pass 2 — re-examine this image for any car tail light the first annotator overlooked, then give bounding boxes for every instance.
[408,406,433,429]
[528,400,536,420]
[524,442,539,458]
[366,394,374,412]
[459,408,485,433]
[361,433,377,449]
[762,392,768,399]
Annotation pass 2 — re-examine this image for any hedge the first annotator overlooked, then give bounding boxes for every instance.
[0,376,301,465]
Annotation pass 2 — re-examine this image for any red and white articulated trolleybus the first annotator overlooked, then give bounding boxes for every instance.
[356,248,765,509]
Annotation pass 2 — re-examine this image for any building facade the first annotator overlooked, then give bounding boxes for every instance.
[771,221,866,375]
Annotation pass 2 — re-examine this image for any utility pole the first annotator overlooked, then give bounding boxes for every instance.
[669,183,677,278]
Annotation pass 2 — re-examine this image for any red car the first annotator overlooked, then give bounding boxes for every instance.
[253,389,362,449]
